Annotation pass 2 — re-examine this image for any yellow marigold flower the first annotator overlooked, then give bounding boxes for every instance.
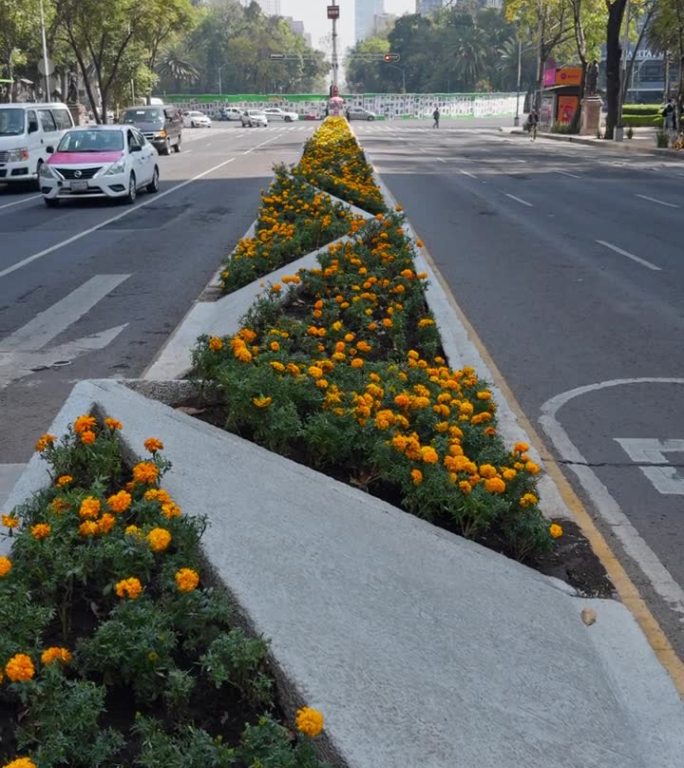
[144,488,171,504]
[41,646,72,666]
[147,527,172,553]
[73,414,96,435]
[350,358,364,369]
[479,464,497,479]
[208,336,224,352]
[79,497,101,519]
[97,514,116,534]
[5,653,35,682]
[421,446,439,464]
[514,442,529,454]
[269,341,280,352]
[3,757,37,768]
[144,438,164,454]
[270,361,286,373]
[80,430,96,445]
[503,468,517,481]
[175,567,200,593]
[549,523,563,539]
[485,477,506,494]
[55,475,72,487]
[104,417,122,430]
[79,520,98,537]
[270,283,282,294]
[411,469,423,486]
[125,524,142,537]
[34,433,55,452]
[418,318,435,328]
[520,493,538,508]
[476,390,492,401]
[107,490,131,513]
[162,502,182,519]
[295,706,324,738]
[0,556,12,577]
[2,515,18,529]
[30,523,50,540]
[132,461,159,485]
[115,577,143,599]
[308,365,323,379]
[525,460,541,475]
[253,396,273,409]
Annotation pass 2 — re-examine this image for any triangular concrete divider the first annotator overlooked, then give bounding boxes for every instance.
[3,378,683,767]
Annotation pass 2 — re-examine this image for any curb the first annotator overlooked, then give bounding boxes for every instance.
[504,128,684,158]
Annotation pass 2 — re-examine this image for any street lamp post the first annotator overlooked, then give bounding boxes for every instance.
[329,0,339,90]
[615,0,631,141]
[218,64,224,96]
[514,35,522,126]
[39,0,51,99]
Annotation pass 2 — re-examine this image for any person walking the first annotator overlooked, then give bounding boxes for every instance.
[432,106,440,129]
[662,98,676,138]
[526,107,539,140]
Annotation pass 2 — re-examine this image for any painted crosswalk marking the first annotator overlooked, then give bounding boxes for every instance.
[615,438,684,495]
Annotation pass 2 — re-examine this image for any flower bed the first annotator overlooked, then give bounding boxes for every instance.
[193,118,559,562]
[0,420,327,768]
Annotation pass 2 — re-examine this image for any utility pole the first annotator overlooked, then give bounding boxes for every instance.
[39,0,51,100]
[615,0,630,141]
[327,1,340,90]
[514,34,522,126]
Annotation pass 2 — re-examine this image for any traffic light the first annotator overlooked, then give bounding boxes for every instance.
[383,53,400,63]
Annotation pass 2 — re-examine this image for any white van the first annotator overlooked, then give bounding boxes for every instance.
[0,103,74,186]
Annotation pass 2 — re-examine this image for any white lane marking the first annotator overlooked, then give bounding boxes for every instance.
[539,378,684,618]
[0,274,130,351]
[554,169,581,179]
[596,239,661,271]
[615,438,684,495]
[0,136,274,280]
[460,169,477,179]
[505,193,533,207]
[0,194,42,212]
[636,193,679,209]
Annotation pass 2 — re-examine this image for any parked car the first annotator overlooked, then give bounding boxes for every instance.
[183,110,212,128]
[300,111,322,121]
[0,102,74,187]
[345,106,377,121]
[39,125,159,206]
[263,107,299,122]
[241,110,268,128]
[120,105,182,155]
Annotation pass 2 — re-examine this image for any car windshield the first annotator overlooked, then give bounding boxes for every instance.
[57,130,124,152]
[0,108,25,136]
[122,108,163,123]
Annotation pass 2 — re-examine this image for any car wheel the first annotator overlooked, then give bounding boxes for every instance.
[173,136,181,153]
[146,166,159,193]
[368,116,375,121]
[43,197,59,208]
[125,173,137,204]
[162,138,172,156]
[285,116,292,122]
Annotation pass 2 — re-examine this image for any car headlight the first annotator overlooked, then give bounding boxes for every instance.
[104,159,127,175]
[39,163,56,178]
[8,147,29,162]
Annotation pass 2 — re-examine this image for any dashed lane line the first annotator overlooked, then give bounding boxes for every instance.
[635,193,679,209]
[0,194,42,212]
[505,193,533,207]
[596,239,662,271]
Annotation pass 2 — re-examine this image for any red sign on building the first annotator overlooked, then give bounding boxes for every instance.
[327,5,340,19]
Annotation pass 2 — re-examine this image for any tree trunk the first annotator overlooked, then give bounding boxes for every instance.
[605,0,628,140]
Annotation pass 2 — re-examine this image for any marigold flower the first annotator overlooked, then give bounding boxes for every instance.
[104,417,123,430]
[3,757,37,768]
[78,521,98,537]
[421,446,439,464]
[30,523,50,540]
[549,523,564,539]
[73,414,96,435]
[525,460,541,475]
[253,396,273,409]
[208,336,224,352]
[520,493,538,508]
[132,461,159,485]
[115,577,143,599]
[107,490,132,513]
[295,706,324,738]
[41,647,72,666]
[50,498,69,513]
[143,437,164,454]
[144,488,171,504]
[162,502,182,519]
[80,430,96,445]
[147,527,172,552]
[350,358,364,369]
[5,653,35,682]
[55,474,73,487]
[411,469,423,486]
[97,514,116,534]
[34,433,55,452]
[79,497,101,519]
[514,442,529,454]
[175,567,200,593]
[416,239,424,248]
[0,556,12,577]
[479,464,498,479]
[484,477,506,494]
[125,524,142,537]
[459,481,472,495]
[2,515,18,529]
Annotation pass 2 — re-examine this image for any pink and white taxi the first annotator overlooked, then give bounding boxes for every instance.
[40,125,159,207]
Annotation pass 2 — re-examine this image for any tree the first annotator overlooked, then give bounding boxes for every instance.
[0,0,42,102]
[603,0,628,138]
[647,0,684,113]
[345,38,391,93]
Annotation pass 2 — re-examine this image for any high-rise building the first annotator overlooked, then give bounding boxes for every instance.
[356,0,385,42]
[416,0,443,14]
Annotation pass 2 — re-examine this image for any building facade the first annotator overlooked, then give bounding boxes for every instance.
[356,0,385,42]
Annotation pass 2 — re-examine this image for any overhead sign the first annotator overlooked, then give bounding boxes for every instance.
[327,5,340,19]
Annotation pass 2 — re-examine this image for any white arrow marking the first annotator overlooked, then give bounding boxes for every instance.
[0,274,130,352]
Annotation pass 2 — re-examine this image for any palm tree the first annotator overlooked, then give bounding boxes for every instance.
[157,49,200,90]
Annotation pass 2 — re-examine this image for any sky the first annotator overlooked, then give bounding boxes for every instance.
[280,0,415,56]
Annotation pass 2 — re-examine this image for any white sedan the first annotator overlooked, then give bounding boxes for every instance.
[40,125,159,206]
[183,110,212,128]
[263,107,299,123]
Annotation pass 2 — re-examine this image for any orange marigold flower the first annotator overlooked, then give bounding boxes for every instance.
[97,513,116,534]
[104,417,123,430]
[421,446,439,464]
[525,460,541,475]
[79,520,99,537]
[208,336,224,352]
[79,497,101,519]
[416,239,425,248]
[295,706,325,738]
[175,567,200,593]
[144,488,171,504]
[5,653,35,682]
[147,527,172,553]
[514,442,529,454]
[80,430,96,445]
[34,433,55,452]
[520,493,538,508]
[125,524,142,537]
[144,437,164,454]
[350,358,364,368]
[55,475,72,487]
[115,577,143,599]
[30,523,50,540]
[476,390,492,401]
[253,396,272,409]
[549,523,564,539]
[41,646,72,666]
[411,469,423,486]
[0,556,12,577]
[50,498,69,514]
[73,414,96,435]
[479,464,497,479]
[459,481,472,495]
[107,490,132,513]
[2,515,19,529]
[3,757,37,768]
[162,502,182,519]
[132,462,159,485]
[484,477,506,494]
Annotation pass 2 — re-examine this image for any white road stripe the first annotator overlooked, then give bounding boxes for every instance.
[0,275,130,351]
[460,169,477,179]
[635,193,679,209]
[554,170,581,179]
[596,239,661,271]
[0,194,42,211]
[0,136,276,280]
[505,193,533,207]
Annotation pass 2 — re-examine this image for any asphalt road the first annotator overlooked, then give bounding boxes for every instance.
[359,120,684,662]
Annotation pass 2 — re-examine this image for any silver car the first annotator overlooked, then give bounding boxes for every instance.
[241,110,268,128]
